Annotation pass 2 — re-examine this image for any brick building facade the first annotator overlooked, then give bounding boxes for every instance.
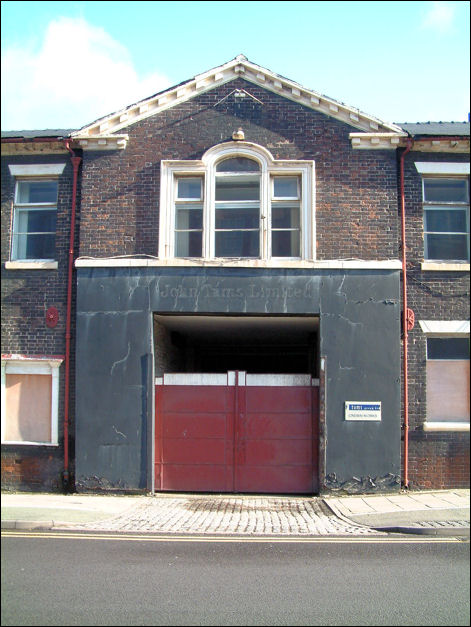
[1,143,79,490]
[401,142,470,488]
[1,57,469,493]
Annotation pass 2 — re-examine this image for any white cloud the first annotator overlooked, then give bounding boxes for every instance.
[1,17,171,130]
[421,1,456,33]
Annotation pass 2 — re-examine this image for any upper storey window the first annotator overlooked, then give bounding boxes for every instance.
[175,177,204,257]
[423,177,469,262]
[12,179,58,261]
[159,143,314,263]
[7,163,66,265]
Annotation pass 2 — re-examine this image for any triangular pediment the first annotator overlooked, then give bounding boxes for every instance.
[70,55,406,150]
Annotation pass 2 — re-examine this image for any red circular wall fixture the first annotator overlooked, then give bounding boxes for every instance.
[46,307,59,328]
[406,308,415,331]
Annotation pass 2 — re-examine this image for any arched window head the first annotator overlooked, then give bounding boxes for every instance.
[216,157,260,173]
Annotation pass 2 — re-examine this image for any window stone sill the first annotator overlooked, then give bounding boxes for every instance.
[0,440,59,446]
[421,262,470,272]
[5,261,58,270]
[423,421,470,432]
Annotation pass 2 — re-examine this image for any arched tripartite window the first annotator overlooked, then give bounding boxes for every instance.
[159,142,315,262]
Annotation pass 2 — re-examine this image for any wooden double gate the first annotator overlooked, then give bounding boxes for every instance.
[155,372,319,494]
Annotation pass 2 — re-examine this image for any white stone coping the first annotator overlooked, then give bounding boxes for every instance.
[76,257,403,270]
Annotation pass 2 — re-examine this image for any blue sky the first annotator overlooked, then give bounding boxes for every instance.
[1,1,469,130]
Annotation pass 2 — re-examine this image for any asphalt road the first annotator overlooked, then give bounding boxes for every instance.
[1,533,470,626]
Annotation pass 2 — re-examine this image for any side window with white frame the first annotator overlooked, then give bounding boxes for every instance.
[175,177,204,257]
[424,333,470,430]
[1,357,62,445]
[272,176,301,258]
[159,143,314,262]
[421,176,469,262]
[8,164,66,262]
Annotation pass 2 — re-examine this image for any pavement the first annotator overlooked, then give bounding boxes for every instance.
[1,488,469,537]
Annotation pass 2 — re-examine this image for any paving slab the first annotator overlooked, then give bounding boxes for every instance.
[355,496,404,513]
[1,493,146,525]
[407,493,456,508]
[436,492,470,507]
[326,498,376,515]
[385,495,432,510]
[1,490,469,537]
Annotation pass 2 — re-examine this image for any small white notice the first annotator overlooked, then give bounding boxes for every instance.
[345,402,381,421]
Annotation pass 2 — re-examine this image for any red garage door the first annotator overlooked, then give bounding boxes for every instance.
[155,372,318,494]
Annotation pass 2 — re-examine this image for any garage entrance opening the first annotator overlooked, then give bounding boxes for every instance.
[153,315,319,376]
[153,315,319,494]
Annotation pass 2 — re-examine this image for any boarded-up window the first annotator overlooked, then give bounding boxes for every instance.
[5,374,52,442]
[426,338,470,423]
[1,358,62,445]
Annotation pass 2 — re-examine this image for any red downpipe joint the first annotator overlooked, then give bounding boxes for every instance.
[63,140,82,491]
[400,138,413,489]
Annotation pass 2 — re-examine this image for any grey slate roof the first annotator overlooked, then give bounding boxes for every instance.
[399,122,470,137]
[1,129,76,139]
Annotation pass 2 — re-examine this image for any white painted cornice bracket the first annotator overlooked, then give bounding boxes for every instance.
[72,134,129,151]
[350,132,408,149]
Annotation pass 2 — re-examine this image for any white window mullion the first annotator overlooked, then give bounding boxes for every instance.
[206,163,215,258]
[302,169,310,260]
[169,171,176,258]
[260,166,269,259]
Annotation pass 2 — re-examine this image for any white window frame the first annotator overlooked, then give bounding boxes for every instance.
[415,162,470,270]
[422,177,469,261]
[1,356,63,446]
[419,321,470,432]
[7,163,65,268]
[159,142,315,263]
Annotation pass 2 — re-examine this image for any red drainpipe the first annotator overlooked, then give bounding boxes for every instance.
[63,140,82,491]
[400,138,413,488]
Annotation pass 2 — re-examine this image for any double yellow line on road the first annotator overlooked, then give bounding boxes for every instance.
[2,530,465,543]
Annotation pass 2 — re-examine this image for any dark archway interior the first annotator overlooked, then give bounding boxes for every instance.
[153,315,319,377]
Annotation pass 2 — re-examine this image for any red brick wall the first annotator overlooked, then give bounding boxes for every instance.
[406,434,470,489]
[402,150,470,489]
[1,151,80,492]
[78,78,399,262]
[2,83,468,493]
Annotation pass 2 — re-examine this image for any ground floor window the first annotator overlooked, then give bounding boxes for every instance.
[422,326,470,430]
[1,357,62,445]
